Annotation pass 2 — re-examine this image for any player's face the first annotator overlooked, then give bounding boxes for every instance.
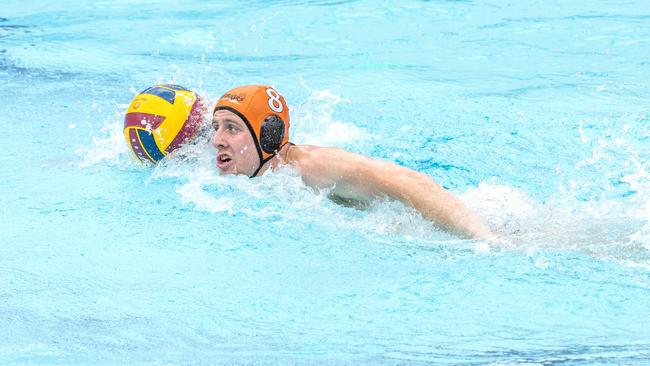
[211,109,258,176]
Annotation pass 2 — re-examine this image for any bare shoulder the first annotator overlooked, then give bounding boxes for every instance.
[285,145,350,188]
[284,144,406,198]
[288,144,367,164]
[288,144,373,172]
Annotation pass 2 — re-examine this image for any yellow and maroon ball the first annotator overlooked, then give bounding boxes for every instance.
[124,84,205,163]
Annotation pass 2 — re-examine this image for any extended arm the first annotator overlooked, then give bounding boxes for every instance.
[290,146,494,240]
[366,163,494,240]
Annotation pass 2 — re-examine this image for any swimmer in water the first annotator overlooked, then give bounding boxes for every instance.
[212,85,494,240]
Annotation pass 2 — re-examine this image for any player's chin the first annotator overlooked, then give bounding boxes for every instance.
[216,161,251,177]
[218,164,245,176]
[218,167,234,176]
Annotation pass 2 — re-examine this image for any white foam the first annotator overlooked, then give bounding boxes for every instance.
[292,87,374,147]
[462,180,650,267]
[621,154,650,250]
[176,177,234,214]
[77,111,131,168]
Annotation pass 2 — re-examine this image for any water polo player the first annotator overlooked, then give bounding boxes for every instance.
[212,85,494,240]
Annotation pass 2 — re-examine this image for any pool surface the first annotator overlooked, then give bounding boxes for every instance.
[2,1,650,364]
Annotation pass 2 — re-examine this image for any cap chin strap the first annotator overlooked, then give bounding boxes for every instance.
[249,142,288,178]
[250,154,275,178]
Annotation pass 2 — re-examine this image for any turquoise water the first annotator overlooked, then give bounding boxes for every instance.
[2,1,650,364]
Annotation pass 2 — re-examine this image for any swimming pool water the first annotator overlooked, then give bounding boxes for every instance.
[2,1,650,364]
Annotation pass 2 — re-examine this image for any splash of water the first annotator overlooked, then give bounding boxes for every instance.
[78,87,650,268]
[292,84,374,147]
[463,178,649,268]
[76,107,131,168]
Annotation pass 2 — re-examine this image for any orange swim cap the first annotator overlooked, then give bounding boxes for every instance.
[214,85,290,177]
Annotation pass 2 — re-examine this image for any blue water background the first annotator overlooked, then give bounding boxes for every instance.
[2,1,650,364]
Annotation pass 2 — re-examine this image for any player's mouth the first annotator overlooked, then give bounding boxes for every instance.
[216,152,232,170]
